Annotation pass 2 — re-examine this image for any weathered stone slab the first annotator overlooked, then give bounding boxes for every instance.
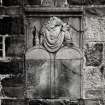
[1,76,24,98]
[1,99,26,105]
[85,17,105,41]
[85,100,104,105]
[26,59,51,99]
[84,42,103,67]
[83,66,103,99]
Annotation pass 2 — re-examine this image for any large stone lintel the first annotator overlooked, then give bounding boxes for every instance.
[24,7,83,17]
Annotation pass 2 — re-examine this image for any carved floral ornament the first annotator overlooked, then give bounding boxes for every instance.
[33,16,73,53]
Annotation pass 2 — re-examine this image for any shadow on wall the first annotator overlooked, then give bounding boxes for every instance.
[2,0,23,6]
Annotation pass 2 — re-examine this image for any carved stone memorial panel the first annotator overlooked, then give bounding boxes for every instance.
[25,17,83,100]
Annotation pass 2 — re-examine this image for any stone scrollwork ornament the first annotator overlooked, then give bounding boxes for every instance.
[39,16,72,52]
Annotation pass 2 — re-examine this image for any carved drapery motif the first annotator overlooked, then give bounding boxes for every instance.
[37,16,72,52]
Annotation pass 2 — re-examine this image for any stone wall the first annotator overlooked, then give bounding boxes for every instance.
[0,0,105,105]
